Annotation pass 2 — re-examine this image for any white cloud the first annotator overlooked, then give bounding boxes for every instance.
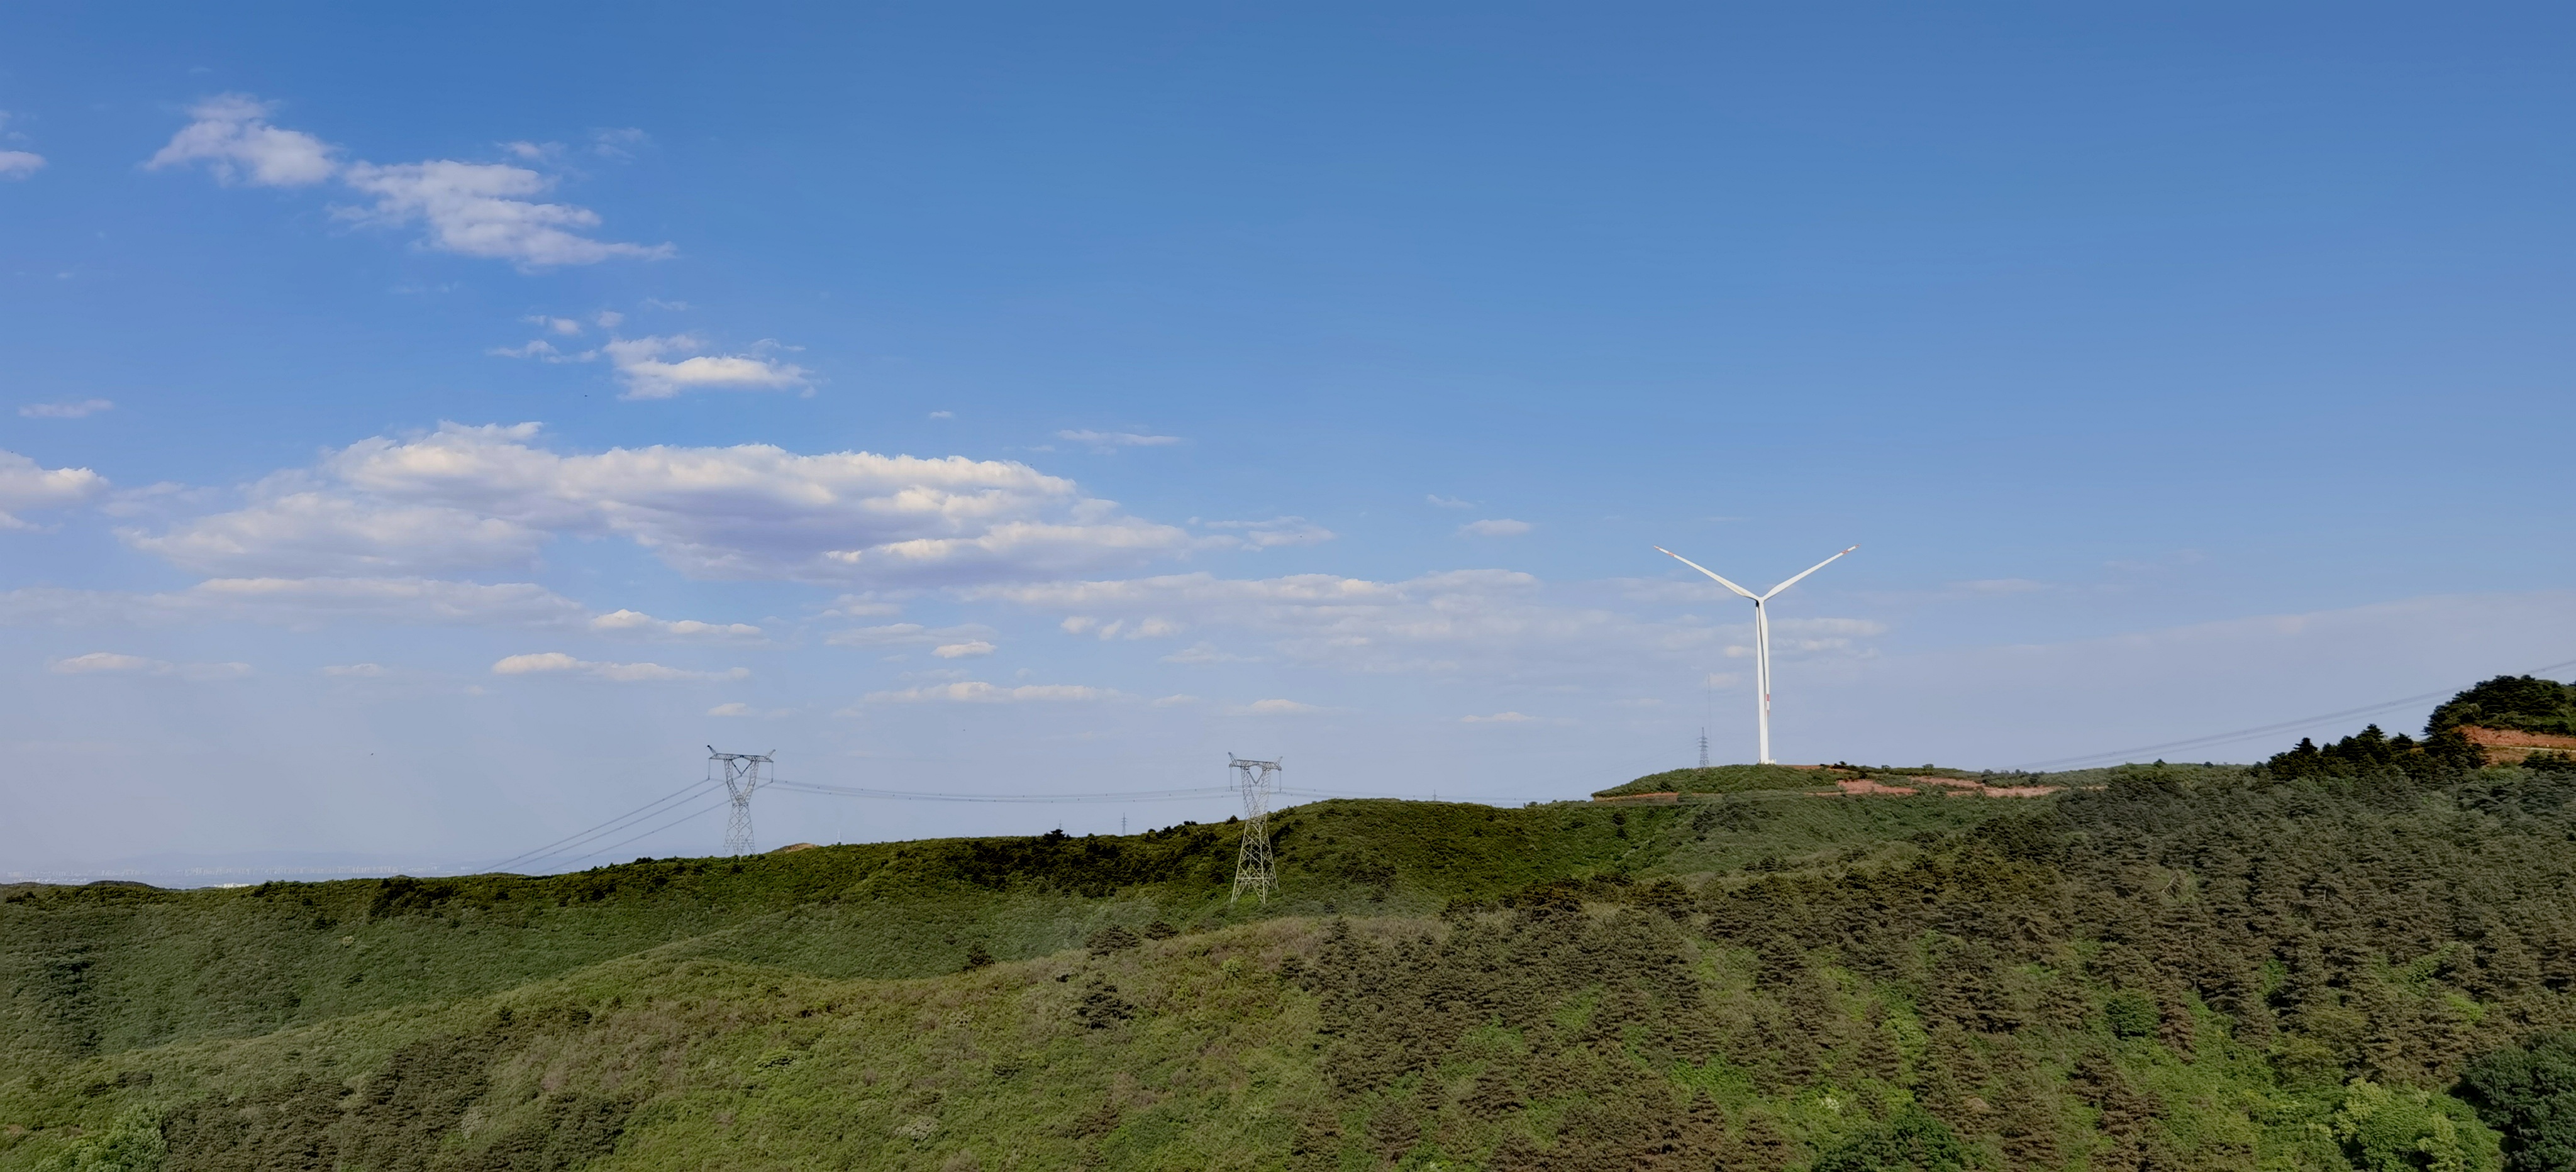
[928,411,953,420]
[1459,518,1533,538]
[0,577,588,629]
[149,94,670,269]
[19,399,114,419]
[602,334,809,399]
[491,651,746,682]
[1462,711,1536,724]
[0,450,109,529]
[321,663,389,677]
[0,151,43,180]
[1199,516,1335,550]
[932,641,996,658]
[1426,495,1473,509]
[1230,698,1323,716]
[588,609,763,641]
[860,681,1120,704]
[527,316,584,336]
[146,94,336,186]
[125,485,547,576]
[1150,694,1201,707]
[594,310,624,329]
[48,651,250,680]
[338,160,676,270]
[1057,429,1182,451]
[123,423,1193,585]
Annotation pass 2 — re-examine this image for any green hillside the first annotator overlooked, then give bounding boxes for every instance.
[8,717,2576,1168]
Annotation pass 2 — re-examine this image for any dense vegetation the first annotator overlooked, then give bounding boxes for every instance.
[7,677,2576,1170]
[2429,675,2576,738]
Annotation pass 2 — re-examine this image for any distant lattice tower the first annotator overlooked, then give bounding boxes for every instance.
[708,746,774,856]
[1699,727,1711,769]
[1228,754,1282,904]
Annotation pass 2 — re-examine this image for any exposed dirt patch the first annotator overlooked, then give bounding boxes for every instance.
[2459,725,2576,764]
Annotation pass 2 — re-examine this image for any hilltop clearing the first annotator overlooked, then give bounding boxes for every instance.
[1592,763,2057,801]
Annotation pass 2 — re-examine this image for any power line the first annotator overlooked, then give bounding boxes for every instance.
[555,793,739,868]
[769,779,1242,804]
[486,777,724,873]
[2016,656,2576,772]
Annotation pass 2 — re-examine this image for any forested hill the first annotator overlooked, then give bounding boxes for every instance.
[8,692,2576,1169]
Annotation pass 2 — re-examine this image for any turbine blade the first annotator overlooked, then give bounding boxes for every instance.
[1758,545,1858,600]
[1653,546,1760,599]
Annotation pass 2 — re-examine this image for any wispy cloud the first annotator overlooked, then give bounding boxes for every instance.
[1459,518,1532,538]
[1426,495,1474,509]
[708,701,796,718]
[1230,698,1324,716]
[19,399,115,419]
[490,651,747,682]
[587,609,764,641]
[825,623,998,649]
[1199,516,1334,550]
[1057,429,1182,453]
[48,651,250,680]
[1953,578,2048,595]
[860,680,1120,704]
[1161,641,1257,665]
[147,94,670,270]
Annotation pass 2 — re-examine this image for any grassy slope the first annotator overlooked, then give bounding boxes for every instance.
[4,768,2562,1170]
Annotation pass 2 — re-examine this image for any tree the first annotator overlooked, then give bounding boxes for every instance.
[2458,1032,2576,1172]
[1809,1106,1968,1172]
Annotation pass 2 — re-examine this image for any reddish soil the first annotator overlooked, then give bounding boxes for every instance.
[2459,726,2576,764]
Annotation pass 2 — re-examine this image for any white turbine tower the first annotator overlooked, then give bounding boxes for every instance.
[1654,545,1857,766]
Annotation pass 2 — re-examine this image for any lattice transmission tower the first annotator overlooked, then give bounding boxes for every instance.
[1699,727,1711,769]
[1228,754,1282,905]
[709,746,774,856]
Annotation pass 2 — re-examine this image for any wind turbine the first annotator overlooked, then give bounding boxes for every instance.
[1653,545,1858,766]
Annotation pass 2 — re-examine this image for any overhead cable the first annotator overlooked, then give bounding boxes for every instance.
[2016,655,2576,771]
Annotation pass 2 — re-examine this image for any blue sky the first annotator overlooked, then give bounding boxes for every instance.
[4,3,2572,879]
